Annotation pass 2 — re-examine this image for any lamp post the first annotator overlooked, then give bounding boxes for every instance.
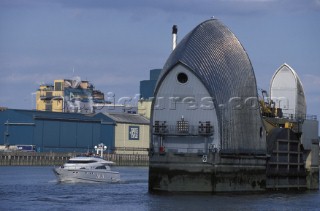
[94,143,107,158]
[4,120,9,146]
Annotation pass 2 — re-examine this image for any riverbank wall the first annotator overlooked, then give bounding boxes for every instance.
[0,152,149,166]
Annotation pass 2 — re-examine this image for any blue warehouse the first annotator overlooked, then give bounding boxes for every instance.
[0,108,115,152]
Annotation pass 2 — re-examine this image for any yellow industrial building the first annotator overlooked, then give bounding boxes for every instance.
[36,78,104,113]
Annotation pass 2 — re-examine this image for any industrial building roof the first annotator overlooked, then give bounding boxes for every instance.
[105,113,150,125]
[0,109,115,124]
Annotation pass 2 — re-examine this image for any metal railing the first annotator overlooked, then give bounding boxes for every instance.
[153,121,213,136]
[281,113,317,121]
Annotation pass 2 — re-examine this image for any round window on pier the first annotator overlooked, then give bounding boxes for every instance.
[177,72,188,84]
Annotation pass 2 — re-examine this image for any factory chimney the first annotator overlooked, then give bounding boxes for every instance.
[172,25,178,50]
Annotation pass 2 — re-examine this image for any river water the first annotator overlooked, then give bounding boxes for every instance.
[0,166,320,211]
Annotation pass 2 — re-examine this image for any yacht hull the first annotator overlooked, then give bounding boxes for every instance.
[53,167,120,183]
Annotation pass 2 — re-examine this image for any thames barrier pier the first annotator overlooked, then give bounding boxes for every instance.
[148,19,319,192]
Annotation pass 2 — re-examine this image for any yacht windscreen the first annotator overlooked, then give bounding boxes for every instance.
[95,166,107,169]
[67,160,97,164]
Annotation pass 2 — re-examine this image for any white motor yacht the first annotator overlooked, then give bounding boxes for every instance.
[53,143,120,183]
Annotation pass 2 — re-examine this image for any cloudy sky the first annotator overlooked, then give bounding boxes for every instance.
[0,0,319,118]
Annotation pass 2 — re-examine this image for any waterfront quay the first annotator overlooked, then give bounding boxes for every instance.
[0,152,149,166]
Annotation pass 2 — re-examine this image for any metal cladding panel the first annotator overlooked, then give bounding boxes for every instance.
[301,119,319,150]
[0,109,35,145]
[270,63,307,118]
[140,80,157,99]
[77,122,93,147]
[92,124,101,146]
[154,19,265,151]
[150,69,162,81]
[34,120,44,149]
[100,124,115,151]
[7,125,34,145]
[43,121,60,147]
[153,64,220,153]
[60,121,77,147]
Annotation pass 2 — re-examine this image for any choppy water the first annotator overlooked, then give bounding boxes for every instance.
[0,166,320,211]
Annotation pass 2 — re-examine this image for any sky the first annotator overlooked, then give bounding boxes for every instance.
[0,0,319,120]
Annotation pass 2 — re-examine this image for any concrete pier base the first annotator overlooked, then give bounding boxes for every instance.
[306,167,319,190]
[149,153,267,193]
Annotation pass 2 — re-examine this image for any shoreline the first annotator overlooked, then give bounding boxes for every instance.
[0,152,149,166]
